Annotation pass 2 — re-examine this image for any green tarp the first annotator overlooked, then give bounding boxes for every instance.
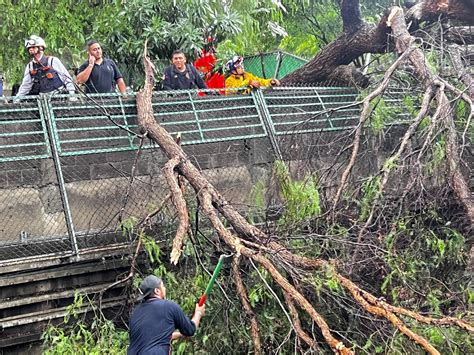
[243,51,308,80]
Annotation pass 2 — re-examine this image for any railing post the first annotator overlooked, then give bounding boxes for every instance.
[274,51,282,79]
[188,91,205,141]
[252,89,283,160]
[313,88,335,129]
[40,96,79,255]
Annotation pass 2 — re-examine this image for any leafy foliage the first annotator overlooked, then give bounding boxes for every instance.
[42,293,128,355]
[274,160,321,226]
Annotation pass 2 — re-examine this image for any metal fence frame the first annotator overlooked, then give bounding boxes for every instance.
[0,87,411,264]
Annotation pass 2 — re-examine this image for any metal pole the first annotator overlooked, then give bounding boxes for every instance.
[313,88,335,129]
[274,51,282,79]
[188,91,205,141]
[252,90,283,160]
[40,96,79,255]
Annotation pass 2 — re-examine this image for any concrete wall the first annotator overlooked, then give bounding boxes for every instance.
[0,137,275,249]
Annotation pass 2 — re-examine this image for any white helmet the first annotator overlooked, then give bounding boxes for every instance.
[25,35,46,49]
[226,55,244,73]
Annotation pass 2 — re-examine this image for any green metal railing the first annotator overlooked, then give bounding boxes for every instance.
[0,98,51,162]
[264,86,361,135]
[0,86,412,263]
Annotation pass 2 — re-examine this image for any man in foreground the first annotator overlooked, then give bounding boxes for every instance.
[127,275,205,355]
[76,40,126,94]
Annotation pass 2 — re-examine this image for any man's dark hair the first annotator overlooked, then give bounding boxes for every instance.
[171,50,185,59]
[87,40,100,49]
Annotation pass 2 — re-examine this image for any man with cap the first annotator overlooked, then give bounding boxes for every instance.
[127,275,205,355]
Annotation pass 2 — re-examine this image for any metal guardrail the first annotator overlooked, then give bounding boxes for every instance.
[0,87,412,264]
[265,86,360,134]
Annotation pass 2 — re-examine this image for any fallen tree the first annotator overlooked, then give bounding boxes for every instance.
[27,1,471,354]
[282,0,474,87]
[82,1,474,353]
[132,2,474,345]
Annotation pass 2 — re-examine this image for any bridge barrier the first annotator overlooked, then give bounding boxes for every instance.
[0,86,412,264]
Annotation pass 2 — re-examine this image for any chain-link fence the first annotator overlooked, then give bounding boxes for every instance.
[0,86,412,264]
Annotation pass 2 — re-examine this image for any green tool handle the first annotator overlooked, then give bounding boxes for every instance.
[198,255,225,306]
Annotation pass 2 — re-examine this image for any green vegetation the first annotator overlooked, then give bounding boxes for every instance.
[42,293,128,355]
[274,160,321,226]
[0,0,395,86]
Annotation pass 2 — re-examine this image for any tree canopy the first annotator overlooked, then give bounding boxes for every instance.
[0,0,401,87]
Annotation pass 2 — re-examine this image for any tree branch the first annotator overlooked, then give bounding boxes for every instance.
[389,6,474,224]
[332,46,415,209]
[283,292,319,350]
[163,157,190,264]
[232,255,262,355]
[341,0,363,32]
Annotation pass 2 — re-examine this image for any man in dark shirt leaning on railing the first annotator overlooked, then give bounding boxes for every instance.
[162,50,208,91]
[127,275,205,355]
[76,40,126,94]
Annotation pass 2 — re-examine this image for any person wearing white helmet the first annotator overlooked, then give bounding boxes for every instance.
[16,35,75,98]
[225,55,280,94]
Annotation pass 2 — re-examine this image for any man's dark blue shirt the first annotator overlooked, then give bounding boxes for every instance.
[127,298,196,355]
[77,58,123,93]
[162,64,207,90]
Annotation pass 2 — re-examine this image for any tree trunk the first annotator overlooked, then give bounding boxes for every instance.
[281,22,389,86]
[282,0,474,86]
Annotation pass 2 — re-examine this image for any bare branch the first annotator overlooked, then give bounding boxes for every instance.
[389,6,474,223]
[232,255,262,355]
[163,157,190,264]
[336,274,441,355]
[332,46,415,208]
[351,85,437,265]
[283,292,319,350]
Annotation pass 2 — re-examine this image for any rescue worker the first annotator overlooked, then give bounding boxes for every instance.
[225,55,280,94]
[76,40,126,94]
[162,50,208,91]
[194,50,225,95]
[128,275,205,355]
[16,35,75,98]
